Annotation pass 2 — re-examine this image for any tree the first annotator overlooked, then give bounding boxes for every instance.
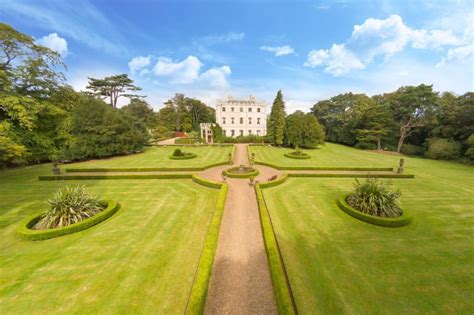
[390,84,438,152]
[268,90,286,145]
[121,98,156,128]
[285,111,324,148]
[355,103,393,150]
[86,74,143,108]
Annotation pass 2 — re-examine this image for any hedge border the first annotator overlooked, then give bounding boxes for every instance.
[337,195,412,227]
[255,174,297,314]
[17,200,120,241]
[39,174,193,180]
[253,160,394,172]
[222,167,259,178]
[288,173,415,179]
[169,153,197,160]
[284,152,311,159]
[186,176,228,314]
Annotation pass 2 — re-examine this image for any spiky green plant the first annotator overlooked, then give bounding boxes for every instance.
[347,178,402,218]
[35,186,106,230]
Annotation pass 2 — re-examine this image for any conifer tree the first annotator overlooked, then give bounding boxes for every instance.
[268,90,286,145]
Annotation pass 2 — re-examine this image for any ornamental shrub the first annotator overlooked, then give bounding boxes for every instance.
[426,138,461,160]
[347,178,402,218]
[35,185,106,229]
[173,148,183,156]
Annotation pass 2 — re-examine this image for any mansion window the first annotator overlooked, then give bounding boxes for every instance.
[231,117,235,124]
[257,118,260,124]
[257,108,261,113]
[231,130,235,136]
[248,130,252,135]
[222,107,226,112]
[249,108,252,112]
[248,117,252,124]
[222,118,226,124]
[257,130,260,136]
[240,107,243,112]
[240,117,243,124]
[231,107,234,112]
[240,130,244,136]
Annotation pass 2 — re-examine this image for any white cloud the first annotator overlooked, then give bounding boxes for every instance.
[153,55,202,84]
[260,45,295,56]
[199,32,245,46]
[128,55,151,75]
[305,44,364,76]
[200,66,231,88]
[37,33,68,55]
[306,14,470,76]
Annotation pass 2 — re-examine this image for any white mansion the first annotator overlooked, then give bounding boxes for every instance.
[215,95,267,137]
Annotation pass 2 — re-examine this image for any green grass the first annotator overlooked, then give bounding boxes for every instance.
[0,164,220,314]
[261,145,474,313]
[68,145,232,169]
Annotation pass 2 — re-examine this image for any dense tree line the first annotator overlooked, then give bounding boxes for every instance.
[311,85,474,161]
[268,90,325,148]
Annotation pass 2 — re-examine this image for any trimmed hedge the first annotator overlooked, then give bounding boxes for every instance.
[66,167,203,172]
[169,153,197,160]
[17,200,120,241]
[284,152,311,159]
[175,138,197,144]
[191,174,223,189]
[253,160,394,171]
[337,195,412,227]
[255,178,296,314]
[186,180,228,313]
[259,173,289,188]
[288,173,415,179]
[39,174,193,180]
[222,167,259,178]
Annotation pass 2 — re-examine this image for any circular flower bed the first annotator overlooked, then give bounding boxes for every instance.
[222,165,259,178]
[17,200,120,240]
[169,148,197,160]
[284,151,310,159]
[337,196,411,227]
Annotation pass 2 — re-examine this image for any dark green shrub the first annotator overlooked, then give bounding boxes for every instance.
[347,178,402,218]
[426,138,461,160]
[173,148,183,156]
[466,134,474,160]
[35,185,106,229]
[401,144,425,156]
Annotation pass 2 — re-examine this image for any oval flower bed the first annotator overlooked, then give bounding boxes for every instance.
[284,151,310,159]
[222,166,259,178]
[169,153,197,160]
[337,196,411,227]
[17,200,120,241]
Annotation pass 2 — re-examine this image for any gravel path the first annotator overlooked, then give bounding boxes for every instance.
[202,144,278,314]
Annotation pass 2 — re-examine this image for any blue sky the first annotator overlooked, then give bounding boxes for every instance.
[1,0,473,112]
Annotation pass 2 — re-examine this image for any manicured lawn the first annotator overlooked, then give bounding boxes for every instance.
[69,145,233,169]
[250,143,412,168]
[0,164,220,313]
[261,146,474,313]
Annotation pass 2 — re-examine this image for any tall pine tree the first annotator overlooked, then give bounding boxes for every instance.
[269,90,286,145]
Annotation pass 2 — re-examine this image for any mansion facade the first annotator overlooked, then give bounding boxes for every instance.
[215,95,267,137]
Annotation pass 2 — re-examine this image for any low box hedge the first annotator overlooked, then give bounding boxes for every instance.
[17,200,120,241]
[337,195,412,227]
[175,138,197,144]
[253,161,394,172]
[255,181,296,314]
[284,152,311,159]
[259,173,288,188]
[66,167,203,172]
[191,174,223,189]
[222,167,259,178]
[169,153,197,160]
[186,182,228,313]
[288,173,415,179]
[39,174,193,180]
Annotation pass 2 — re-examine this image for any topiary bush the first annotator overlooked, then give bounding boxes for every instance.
[173,148,183,156]
[35,185,106,230]
[347,178,402,218]
[426,138,461,160]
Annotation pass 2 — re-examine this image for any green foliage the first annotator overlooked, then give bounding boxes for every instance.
[35,185,106,229]
[347,178,402,218]
[401,144,425,156]
[173,148,183,156]
[426,138,461,160]
[268,90,286,145]
[466,134,474,160]
[38,174,193,180]
[285,111,324,148]
[86,74,143,108]
[174,137,196,144]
